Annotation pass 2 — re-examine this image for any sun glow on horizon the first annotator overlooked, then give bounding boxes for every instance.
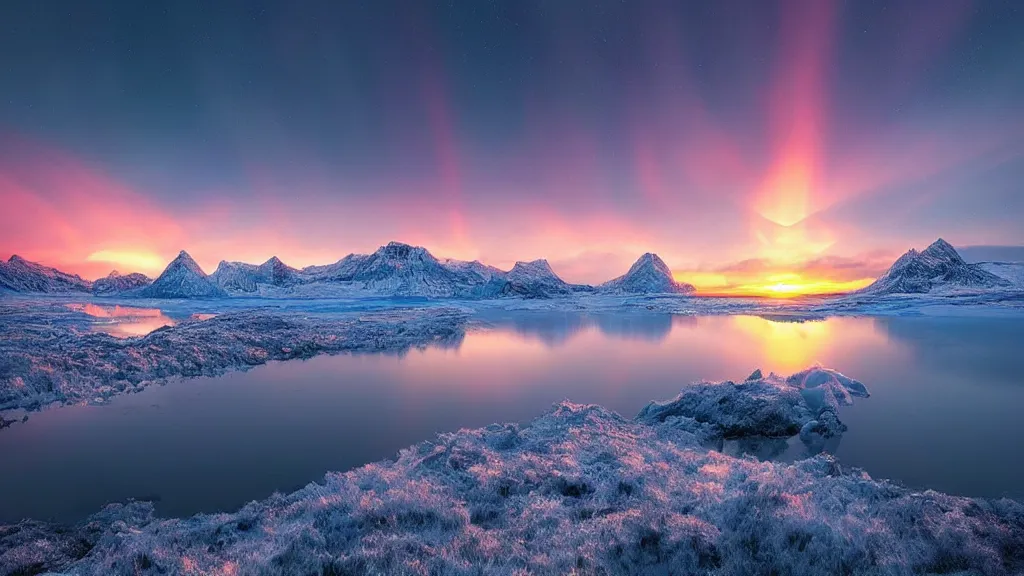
[85,249,167,275]
[676,271,875,298]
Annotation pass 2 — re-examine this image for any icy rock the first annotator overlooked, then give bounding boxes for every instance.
[636,374,812,437]
[799,408,847,443]
[637,367,867,439]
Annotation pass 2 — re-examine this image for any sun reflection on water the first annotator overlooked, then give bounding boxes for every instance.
[65,303,176,338]
[729,316,834,373]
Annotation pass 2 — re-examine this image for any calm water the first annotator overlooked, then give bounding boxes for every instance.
[2,312,1023,524]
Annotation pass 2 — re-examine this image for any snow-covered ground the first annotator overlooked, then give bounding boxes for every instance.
[0,299,467,415]
[2,367,1022,575]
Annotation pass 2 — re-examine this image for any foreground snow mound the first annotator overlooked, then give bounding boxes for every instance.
[136,251,227,299]
[3,373,1022,575]
[0,255,92,293]
[600,253,696,295]
[0,304,467,413]
[636,367,867,440]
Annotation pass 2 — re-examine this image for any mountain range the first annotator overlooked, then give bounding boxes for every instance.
[3,238,1021,299]
[0,255,93,293]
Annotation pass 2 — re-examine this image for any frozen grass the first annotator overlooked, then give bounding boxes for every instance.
[0,302,467,414]
[2,368,1021,575]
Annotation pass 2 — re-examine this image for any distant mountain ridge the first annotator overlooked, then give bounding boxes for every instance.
[502,259,580,298]
[859,239,1010,295]
[7,238,1015,300]
[600,253,695,294]
[92,271,152,294]
[211,257,301,293]
[976,262,1024,288]
[0,255,92,293]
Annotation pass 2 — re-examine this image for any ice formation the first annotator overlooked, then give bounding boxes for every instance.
[636,366,867,440]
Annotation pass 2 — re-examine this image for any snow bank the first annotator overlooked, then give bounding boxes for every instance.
[0,302,467,413]
[3,369,1022,575]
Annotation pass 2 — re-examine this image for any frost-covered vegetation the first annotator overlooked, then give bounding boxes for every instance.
[0,302,466,413]
[2,367,1022,575]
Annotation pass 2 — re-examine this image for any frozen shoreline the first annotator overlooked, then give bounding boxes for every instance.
[2,367,1022,575]
[0,300,468,415]
[2,291,1023,419]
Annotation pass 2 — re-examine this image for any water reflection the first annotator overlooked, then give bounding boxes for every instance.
[480,312,892,377]
[66,303,176,338]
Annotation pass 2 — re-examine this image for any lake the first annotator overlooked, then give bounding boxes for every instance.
[2,312,1023,524]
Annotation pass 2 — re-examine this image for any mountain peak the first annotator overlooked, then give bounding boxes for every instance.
[629,253,673,276]
[861,238,1006,294]
[375,241,433,261]
[171,250,202,268]
[600,252,694,294]
[107,270,122,278]
[138,250,224,298]
[263,256,284,267]
[922,238,960,261]
[511,259,554,274]
[8,254,26,264]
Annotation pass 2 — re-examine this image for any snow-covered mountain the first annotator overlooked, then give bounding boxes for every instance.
[92,270,152,295]
[210,256,300,293]
[440,258,504,283]
[859,239,1010,295]
[501,259,577,298]
[338,242,503,297]
[0,255,92,293]
[136,251,227,298]
[301,254,369,282]
[599,253,695,294]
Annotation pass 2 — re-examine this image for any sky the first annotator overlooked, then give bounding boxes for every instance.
[1,0,1022,293]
